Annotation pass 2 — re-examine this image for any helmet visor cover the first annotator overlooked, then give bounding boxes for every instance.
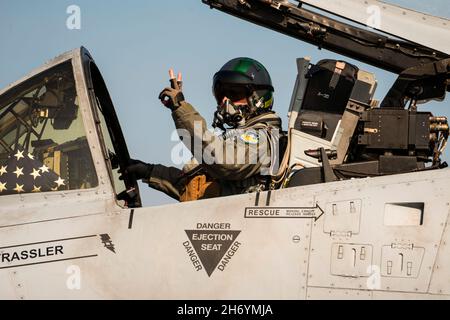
[213,83,251,104]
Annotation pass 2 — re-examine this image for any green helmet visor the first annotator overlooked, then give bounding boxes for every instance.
[214,83,250,104]
[213,70,254,86]
[213,71,274,104]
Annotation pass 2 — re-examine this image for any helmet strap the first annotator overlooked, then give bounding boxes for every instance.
[247,91,265,116]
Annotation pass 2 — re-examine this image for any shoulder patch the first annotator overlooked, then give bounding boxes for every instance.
[240,131,259,145]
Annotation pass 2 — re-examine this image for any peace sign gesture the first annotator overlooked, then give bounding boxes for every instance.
[159,68,185,111]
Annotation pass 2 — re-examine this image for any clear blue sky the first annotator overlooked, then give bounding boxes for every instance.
[1,0,449,206]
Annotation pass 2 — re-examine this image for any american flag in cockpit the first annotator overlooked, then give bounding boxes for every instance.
[0,149,65,195]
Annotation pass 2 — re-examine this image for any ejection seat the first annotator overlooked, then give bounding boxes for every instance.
[279,57,378,188]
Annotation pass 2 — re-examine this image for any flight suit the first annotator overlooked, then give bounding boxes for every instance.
[144,101,282,201]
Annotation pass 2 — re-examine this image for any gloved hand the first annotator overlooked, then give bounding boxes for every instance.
[159,69,185,111]
[119,159,154,181]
